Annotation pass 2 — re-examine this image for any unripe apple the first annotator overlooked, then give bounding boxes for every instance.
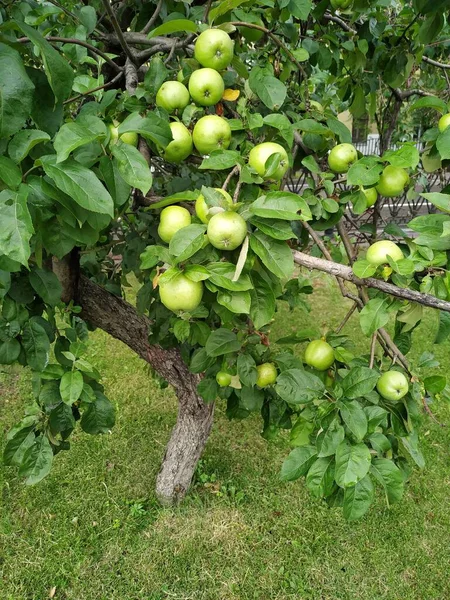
[194,29,234,71]
[248,142,289,180]
[256,363,277,387]
[192,115,231,155]
[207,211,247,251]
[156,81,190,114]
[376,165,409,198]
[366,240,404,266]
[159,274,203,313]
[438,113,450,133]
[158,206,191,243]
[195,188,232,223]
[328,143,357,173]
[376,371,409,401]
[188,68,224,107]
[362,187,378,208]
[216,371,232,387]
[164,122,193,163]
[108,124,138,147]
[304,340,335,371]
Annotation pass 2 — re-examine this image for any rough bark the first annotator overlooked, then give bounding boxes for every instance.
[64,271,214,505]
[292,250,450,313]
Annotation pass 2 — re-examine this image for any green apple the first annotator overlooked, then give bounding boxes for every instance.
[304,340,335,371]
[248,142,289,180]
[192,115,231,155]
[207,211,247,251]
[376,371,409,401]
[156,81,190,114]
[256,363,277,388]
[376,165,409,198]
[216,371,232,387]
[328,143,357,173]
[164,122,193,163]
[108,124,138,147]
[195,188,232,223]
[330,0,352,8]
[159,273,203,313]
[158,205,191,243]
[366,240,404,266]
[194,29,234,71]
[438,113,450,133]
[422,147,442,173]
[188,68,224,107]
[362,187,378,208]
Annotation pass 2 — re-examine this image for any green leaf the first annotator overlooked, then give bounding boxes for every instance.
[249,217,296,240]
[424,375,446,394]
[263,114,294,147]
[341,367,379,399]
[200,150,241,170]
[250,191,311,221]
[205,329,241,357]
[359,298,390,336]
[60,370,84,405]
[326,118,352,143]
[98,155,131,208]
[288,0,312,19]
[41,155,114,217]
[419,193,450,214]
[352,259,377,278]
[343,475,374,520]
[383,145,420,169]
[0,43,34,138]
[217,289,251,314]
[250,74,287,110]
[118,112,172,148]
[339,400,368,442]
[111,141,153,195]
[0,187,34,266]
[3,426,35,466]
[16,21,74,104]
[173,320,190,343]
[370,458,404,505]
[306,456,335,498]
[250,272,276,329]
[22,320,50,371]
[410,95,447,113]
[197,378,219,403]
[237,354,258,387]
[275,369,325,404]
[436,128,450,160]
[210,0,255,22]
[54,122,102,163]
[294,119,330,135]
[335,441,372,488]
[80,392,115,434]
[239,386,264,412]
[434,311,450,344]
[29,268,62,306]
[0,156,22,189]
[144,57,168,95]
[78,5,97,34]
[8,129,50,164]
[0,339,21,365]
[18,434,53,485]
[207,262,253,291]
[347,157,383,187]
[280,446,317,481]
[148,19,197,38]
[169,224,207,263]
[318,417,345,457]
[190,347,216,373]
[49,403,75,435]
[250,231,294,279]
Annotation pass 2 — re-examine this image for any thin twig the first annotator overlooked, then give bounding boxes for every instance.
[18,36,122,72]
[232,165,243,203]
[335,302,357,334]
[141,0,164,34]
[100,0,135,63]
[323,12,357,34]
[203,0,213,22]
[222,166,240,191]
[369,333,377,369]
[64,71,124,104]
[422,56,450,69]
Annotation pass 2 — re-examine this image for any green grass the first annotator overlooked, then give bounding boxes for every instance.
[2,274,450,600]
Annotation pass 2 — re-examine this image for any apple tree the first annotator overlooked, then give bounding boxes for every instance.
[2,0,450,520]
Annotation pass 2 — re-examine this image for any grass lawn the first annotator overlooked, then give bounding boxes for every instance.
[2,274,450,600]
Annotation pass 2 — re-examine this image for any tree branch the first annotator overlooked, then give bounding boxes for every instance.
[141,0,164,35]
[292,250,450,313]
[323,12,357,34]
[392,88,433,100]
[63,70,124,104]
[422,56,450,69]
[100,0,135,63]
[18,36,122,72]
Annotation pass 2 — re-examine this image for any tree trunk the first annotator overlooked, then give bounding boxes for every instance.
[53,258,214,505]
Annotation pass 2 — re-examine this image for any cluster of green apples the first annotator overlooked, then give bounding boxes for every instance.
[328,142,410,210]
